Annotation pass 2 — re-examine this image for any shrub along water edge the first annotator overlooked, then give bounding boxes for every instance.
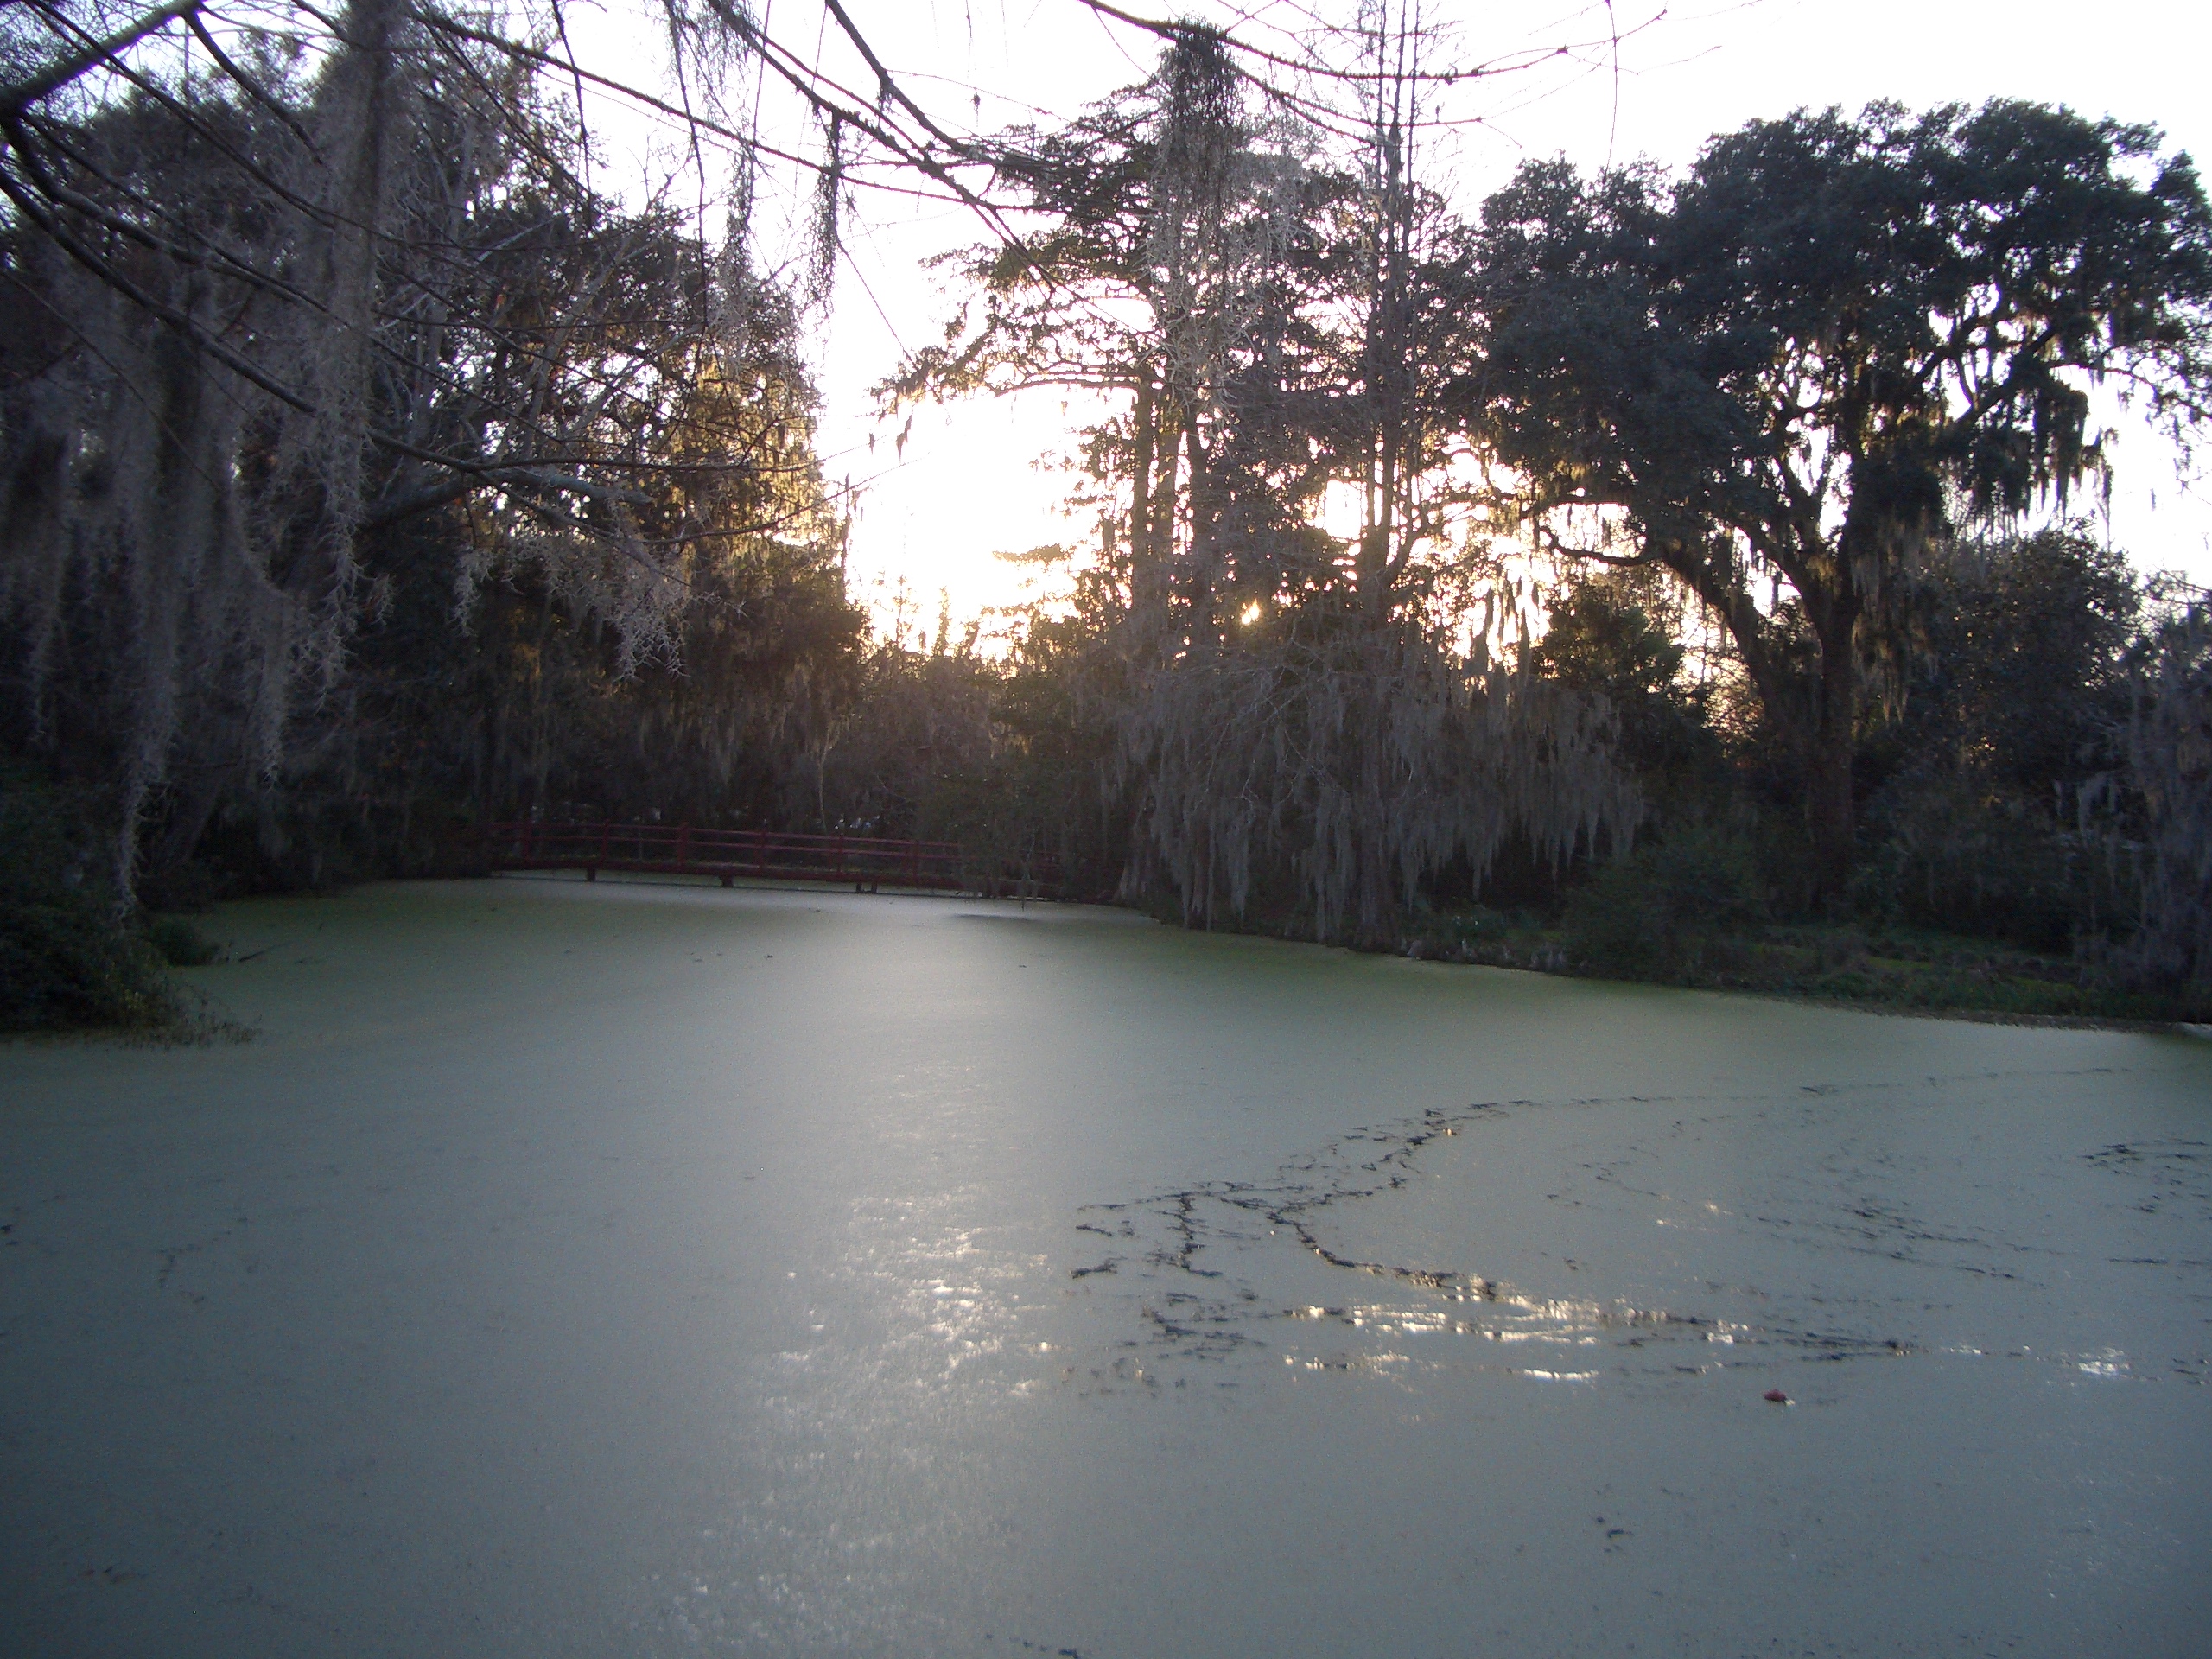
[0,779,213,1036]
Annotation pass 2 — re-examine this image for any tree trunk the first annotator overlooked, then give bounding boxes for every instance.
[1129,372,1163,632]
[1806,603,1859,906]
[1183,420,1220,640]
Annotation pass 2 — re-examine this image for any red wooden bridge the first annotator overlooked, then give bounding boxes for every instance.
[480,820,979,893]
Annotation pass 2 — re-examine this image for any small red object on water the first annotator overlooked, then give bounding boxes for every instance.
[1763,1389,1790,1404]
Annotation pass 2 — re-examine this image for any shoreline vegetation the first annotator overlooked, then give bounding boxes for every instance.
[1397,912,2212,1032]
[10,867,2202,1047]
[1130,879,2212,1031]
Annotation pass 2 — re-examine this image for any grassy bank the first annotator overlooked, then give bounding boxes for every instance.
[1397,908,2210,1029]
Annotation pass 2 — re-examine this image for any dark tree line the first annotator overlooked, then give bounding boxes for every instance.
[873,28,2211,991]
[3,3,2209,1028]
[2,0,866,907]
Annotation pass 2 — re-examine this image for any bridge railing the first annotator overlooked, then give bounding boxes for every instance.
[477,821,971,890]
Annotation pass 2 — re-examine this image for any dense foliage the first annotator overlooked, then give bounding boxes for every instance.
[3,5,2209,1028]
[0,773,186,1031]
[1462,102,2212,899]
[3,0,862,915]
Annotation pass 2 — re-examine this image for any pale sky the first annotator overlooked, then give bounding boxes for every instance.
[576,1,2212,632]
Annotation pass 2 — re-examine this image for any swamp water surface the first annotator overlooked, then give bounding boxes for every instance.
[2,877,2207,1656]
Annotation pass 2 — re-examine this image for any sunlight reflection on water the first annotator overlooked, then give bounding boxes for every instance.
[1065,1079,2211,1399]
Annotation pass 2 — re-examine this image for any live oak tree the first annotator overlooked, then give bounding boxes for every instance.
[1464,100,2212,899]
